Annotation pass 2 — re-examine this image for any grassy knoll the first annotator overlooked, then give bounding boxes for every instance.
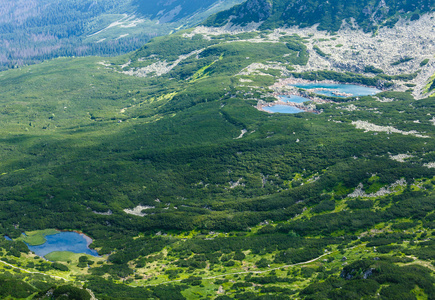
[45,251,101,263]
[45,251,79,262]
[16,229,59,246]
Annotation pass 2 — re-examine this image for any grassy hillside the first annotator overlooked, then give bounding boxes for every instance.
[0,22,434,299]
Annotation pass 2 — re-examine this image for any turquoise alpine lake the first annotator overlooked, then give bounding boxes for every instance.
[263,105,304,114]
[291,83,381,97]
[26,231,99,258]
[279,95,312,103]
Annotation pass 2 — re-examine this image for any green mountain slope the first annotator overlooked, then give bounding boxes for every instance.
[0,0,244,70]
[0,22,434,297]
[204,0,434,31]
[0,2,434,299]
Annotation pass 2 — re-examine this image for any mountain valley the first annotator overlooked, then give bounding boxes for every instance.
[0,0,434,299]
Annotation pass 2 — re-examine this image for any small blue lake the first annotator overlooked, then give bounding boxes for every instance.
[279,95,311,103]
[291,83,381,97]
[26,232,99,258]
[263,105,304,114]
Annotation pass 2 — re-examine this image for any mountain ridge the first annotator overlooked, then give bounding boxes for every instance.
[121,9,435,99]
[204,0,434,31]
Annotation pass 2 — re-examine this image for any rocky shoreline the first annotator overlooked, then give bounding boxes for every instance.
[259,77,364,114]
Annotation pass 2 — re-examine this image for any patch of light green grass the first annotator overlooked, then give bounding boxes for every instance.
[16,229,59,246]
[423,72,435,94]
[45,251,80,262]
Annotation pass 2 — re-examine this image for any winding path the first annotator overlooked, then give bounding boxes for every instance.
[141,251,332,287]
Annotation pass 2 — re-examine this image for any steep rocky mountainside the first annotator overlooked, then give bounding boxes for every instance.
[199,0,435,99]
[205,0,434,31]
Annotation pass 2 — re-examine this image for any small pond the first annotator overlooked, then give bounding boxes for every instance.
[263,105,304,114]
[291,83,381,97]
[279,95,312,103]
[26,232,99,258]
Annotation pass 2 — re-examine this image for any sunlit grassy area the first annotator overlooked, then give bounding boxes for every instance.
[16,229,59,246]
